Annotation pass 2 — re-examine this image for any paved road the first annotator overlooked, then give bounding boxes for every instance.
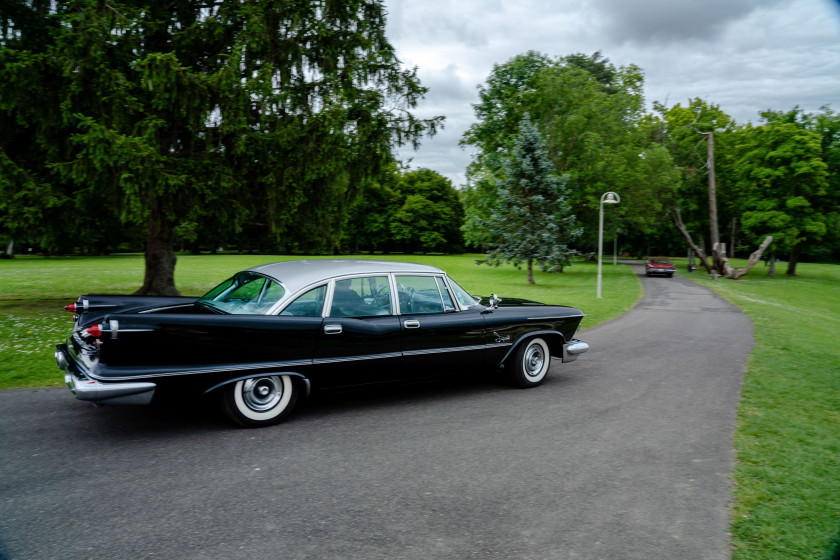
[0,263,752,560]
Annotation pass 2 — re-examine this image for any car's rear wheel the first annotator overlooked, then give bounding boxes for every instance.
[508,337,551,388]
[221,374,298,427]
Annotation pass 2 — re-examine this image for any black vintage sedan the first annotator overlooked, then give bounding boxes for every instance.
[56,260,589,427]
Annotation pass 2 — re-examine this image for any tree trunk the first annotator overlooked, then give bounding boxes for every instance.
[786,245,799,277]
[134,216,180,296]
[722,236,773,279]
[675,208,772,280]
[527,258,534,285]
[672,207,712,273]
[768,253,776,278]
[729,218,737,259]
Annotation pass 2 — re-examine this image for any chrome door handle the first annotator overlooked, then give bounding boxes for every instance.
[403,320,420,329]
[324,324,343,335]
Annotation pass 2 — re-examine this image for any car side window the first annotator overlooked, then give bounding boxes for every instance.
[329,276,392,318]
[396,275,450,315]
[281,285,326,317]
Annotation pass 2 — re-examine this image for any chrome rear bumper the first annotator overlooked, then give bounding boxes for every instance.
[55,345,156,405]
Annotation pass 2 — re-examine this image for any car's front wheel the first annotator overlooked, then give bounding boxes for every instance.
[221,374,299,427]
[508,337,551,388]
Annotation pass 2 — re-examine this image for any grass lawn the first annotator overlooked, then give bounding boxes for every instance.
[0,253,641,390]
[675,259,840,560]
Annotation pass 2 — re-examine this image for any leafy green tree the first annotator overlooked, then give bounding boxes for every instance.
[479,115,581,284]
[1,0,440,293]
[460,170,500,251]
[462,51,678,254]
[734,121,829,275]
[460,51,552,248]
[761,106,840,263]
[530,60,677,251]
[390,168,464,253]
[462,51,552,171]
[658,99,742,263]
[342,164,402,253]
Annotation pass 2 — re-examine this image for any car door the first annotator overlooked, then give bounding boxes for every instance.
[395,274,486,379]
[311,275,402,388]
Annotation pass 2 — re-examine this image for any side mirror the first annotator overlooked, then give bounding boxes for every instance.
[488,293,502,310]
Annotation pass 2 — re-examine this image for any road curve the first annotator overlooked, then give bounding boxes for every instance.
[0,262,751,560]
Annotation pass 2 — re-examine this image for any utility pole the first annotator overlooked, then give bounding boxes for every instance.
[706,131,721,271]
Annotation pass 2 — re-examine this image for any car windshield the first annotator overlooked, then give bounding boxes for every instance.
[198,272,285,314]
[651,259,671,264]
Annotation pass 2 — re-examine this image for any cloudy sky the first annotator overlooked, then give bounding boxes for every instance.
[384,0,840,186]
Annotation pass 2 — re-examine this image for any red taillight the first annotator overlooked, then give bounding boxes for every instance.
[65,303,77,313]
[85,324,103,338]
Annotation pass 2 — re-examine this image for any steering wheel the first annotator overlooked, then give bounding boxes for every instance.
[372,285,390,309]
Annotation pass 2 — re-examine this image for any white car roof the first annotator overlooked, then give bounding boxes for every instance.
[248,259,444,295]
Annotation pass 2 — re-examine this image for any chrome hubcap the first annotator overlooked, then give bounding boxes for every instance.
[241,377,283,412]
[524,345,545,377]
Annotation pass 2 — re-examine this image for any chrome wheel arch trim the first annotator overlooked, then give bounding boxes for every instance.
[497,330,567,366]
[204,372,311,397]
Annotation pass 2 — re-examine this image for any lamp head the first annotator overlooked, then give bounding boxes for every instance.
[602,191,620,204]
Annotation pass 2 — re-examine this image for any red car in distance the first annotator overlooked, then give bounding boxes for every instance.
[646,257,676,278]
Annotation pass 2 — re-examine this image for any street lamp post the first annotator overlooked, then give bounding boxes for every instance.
[597,191,620,298]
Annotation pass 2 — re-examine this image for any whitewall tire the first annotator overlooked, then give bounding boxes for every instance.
[508,337,551,388]
[221,374,298,427]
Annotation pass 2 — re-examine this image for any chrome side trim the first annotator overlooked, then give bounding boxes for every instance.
[70,338,554,386]
[87,359,314,382]
[138,304,194,313]
[313,352,402,365]
[402,344,485,357]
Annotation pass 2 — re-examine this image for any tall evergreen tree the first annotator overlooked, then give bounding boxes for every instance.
[1,0,440,293]
[479,115,580,285]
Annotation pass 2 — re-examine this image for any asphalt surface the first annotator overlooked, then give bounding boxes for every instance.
[0,262,753,560]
